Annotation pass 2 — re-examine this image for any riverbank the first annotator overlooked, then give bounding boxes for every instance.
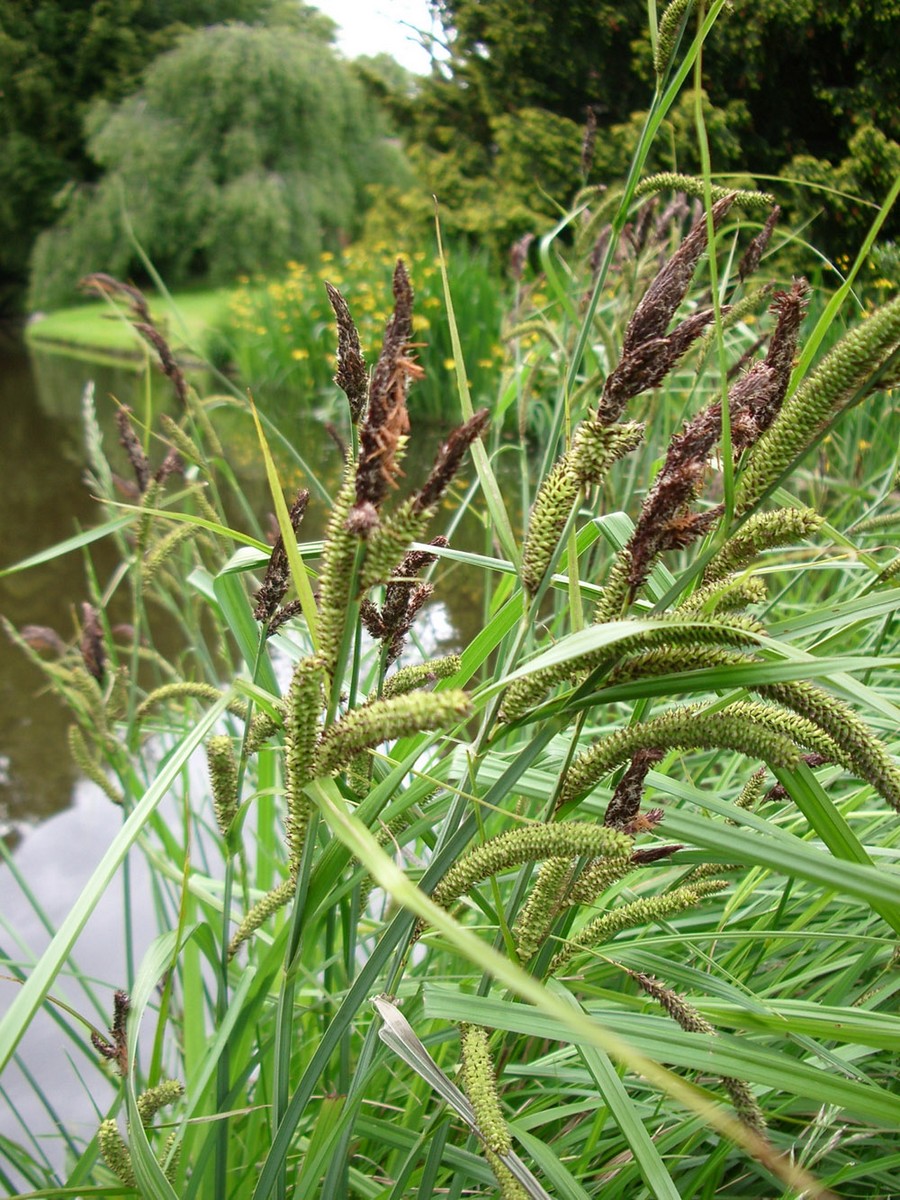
[24,286,231,367]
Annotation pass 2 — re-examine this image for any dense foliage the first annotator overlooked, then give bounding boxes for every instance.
[0,0,314,313]
[3,167,900,1194]
[218,240,506,417]
[27,23,411,311]
[386,0,900,254]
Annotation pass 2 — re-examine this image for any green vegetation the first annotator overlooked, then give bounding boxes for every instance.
[4,159,900,1200]
[28,22,409,311]
[3,3,900,1198]
[0,0,311,314]
[380,0,899,257]
[218,240,507,416]
[26,287,232,364]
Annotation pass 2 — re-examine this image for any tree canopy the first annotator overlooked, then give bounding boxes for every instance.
[394,0,899,253]
[28,23,410,310]
[0,0,336,313]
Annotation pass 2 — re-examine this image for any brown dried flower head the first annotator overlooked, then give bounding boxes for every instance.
[739,205,781,282]
[599,193,736,423]
[326,282,368,421]
[80,602,105,684]
[253,487,310,623]
[413,408,490,515]
[349,260,416,528]
[79,273,152,324]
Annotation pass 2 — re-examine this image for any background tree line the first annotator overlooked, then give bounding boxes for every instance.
[2,0,897,316]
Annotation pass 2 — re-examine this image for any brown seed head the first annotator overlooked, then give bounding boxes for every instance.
[80,603,105,684]
[413,409,490,515]
[326,282,368,421]
[350,261,415,524]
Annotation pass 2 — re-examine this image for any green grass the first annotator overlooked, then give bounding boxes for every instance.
[25,286,233,366]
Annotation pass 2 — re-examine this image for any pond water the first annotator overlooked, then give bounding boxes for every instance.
[0,335,497,843]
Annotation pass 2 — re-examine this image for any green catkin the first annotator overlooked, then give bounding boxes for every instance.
[760,681,900,811]
[142,521,199,585]
[105,666,129,720]
[853,511,900,534]
[633,173,775,211]
[459,1025,512,1156]
[568,417,645,486]
[136,478,162,556]
[518,415,642,596]
[486,1155,528,1200]
[606,654,900,805]
[358,498,432,591]
[592,548,633,624]
[874,554,900,585]
[98,1120,135,1187]
[228,877,295,958]
[284,657,325,868]
[67,724,123,805]
[505,317,565,351]
[347,752,372,797]
[735,294,900,512]
[136,1079,184,1127]
[654,0,694,75]
[159,412,205,467]
[431,823,632,912]
[702,507,824,584]
[185,391,223,458]
[632,973,767,1133]
[378,655,462,700]
[734,767,767,817]
[521,457,580,595]
[98,1080,185,1189]
[500,614,763,723]
[67,666,110,738]
[677,573,767,614]
[136,681,245,721]
[566,855,635,905]
[460,1025,528,1199]
[550,880,728,974]
[513,856,575,960]
[243,707,285,755]
[159,1130,180,1185]
[317,466,359,673]
[206,735,238,839]
[558,703,802,808]
[194,486,222,529]
[313,690,471,778]
[723,699,861,783]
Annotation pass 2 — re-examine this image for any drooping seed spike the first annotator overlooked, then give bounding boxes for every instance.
[313,689,471,778]
[550,880,728,974]
[430,823,632,914]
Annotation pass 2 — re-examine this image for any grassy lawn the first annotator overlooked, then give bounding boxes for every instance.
[25,286,232,366]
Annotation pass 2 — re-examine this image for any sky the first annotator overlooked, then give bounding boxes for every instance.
[311,0,442,74]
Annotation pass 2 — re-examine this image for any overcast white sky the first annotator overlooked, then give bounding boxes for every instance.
[312,0,442,73]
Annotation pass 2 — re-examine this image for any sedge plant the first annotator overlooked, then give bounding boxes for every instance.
[2,7,900,1199]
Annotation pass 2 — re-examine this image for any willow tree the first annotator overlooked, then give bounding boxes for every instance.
[28,23,411,310]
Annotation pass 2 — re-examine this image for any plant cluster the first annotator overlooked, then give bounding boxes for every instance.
[2,22,900,1189]
[219,241,506,417]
